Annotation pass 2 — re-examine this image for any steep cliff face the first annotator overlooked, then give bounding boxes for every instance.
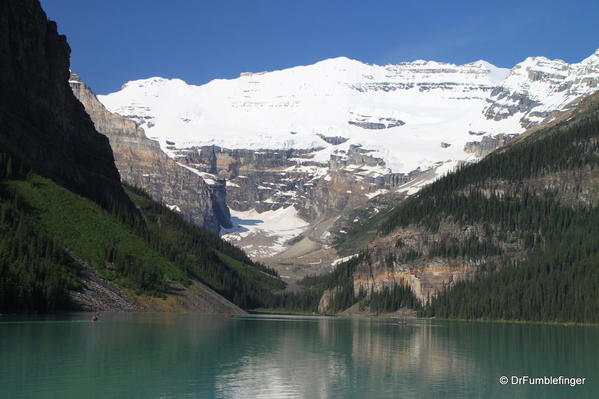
[0,0,132,213]
[172,143,414,262]
[178,145,400,219]
[0,0,256,313]
[69,72,230,232]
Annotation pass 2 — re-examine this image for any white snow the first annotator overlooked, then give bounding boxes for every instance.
[99,51,597,175]
[331,254,359,267]
[166,204,181,213]
[176,162,217,185]
[365,189,389,199]
[220,206,310,257]
[396,160,460,196]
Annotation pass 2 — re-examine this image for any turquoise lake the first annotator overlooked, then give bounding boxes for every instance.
[1,313,597,398]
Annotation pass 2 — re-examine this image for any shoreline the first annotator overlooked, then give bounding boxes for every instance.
[3,309,598,327]
[248,308,599,327]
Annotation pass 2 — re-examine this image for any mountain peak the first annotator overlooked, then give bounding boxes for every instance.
[312,56,366,68]
[121,76,188,91]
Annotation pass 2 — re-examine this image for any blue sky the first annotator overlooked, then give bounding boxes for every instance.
[41,0,598,94]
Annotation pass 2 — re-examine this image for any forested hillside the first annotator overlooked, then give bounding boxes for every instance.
[380,93,599,323]
[270,93,599,322]
[0,152,283,312]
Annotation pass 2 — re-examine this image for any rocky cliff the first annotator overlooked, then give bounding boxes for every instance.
[0,0,133,214]
[69,72,230,232]
[177,144,405,220]
[0,0,254,314]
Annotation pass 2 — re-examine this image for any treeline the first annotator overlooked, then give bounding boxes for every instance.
[125,185,283,309]
[428,233,502,260]
[266,252,422,314]
[382,107,599,234]
[267,253,421,314]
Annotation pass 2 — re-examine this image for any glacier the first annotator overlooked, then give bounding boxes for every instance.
[99,49,598,174]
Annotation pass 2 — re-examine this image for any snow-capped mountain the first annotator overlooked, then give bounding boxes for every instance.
[97,49,598,264]
[100,49,598,174]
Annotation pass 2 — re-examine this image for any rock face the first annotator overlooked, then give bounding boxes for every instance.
[349,224,489,304]
[0,0,133,214]
[484,52,599,127]
[463,133,518,157]
[176,143,409,223]
[69,72,230,232]
[348,113,405,129]
[68,254,143,312]
[0,0,249,314]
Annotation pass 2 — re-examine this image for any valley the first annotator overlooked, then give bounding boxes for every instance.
[3,1,599,397]
[1,0,598,324]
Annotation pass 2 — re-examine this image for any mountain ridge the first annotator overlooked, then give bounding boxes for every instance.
[99,48,597,174]
[69,71,231,232]
[95,48,598,270]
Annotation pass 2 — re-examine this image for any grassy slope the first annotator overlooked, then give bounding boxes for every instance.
[3,171,286,310]
[7,174,186,289]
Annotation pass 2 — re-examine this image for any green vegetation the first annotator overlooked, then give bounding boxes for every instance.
[361,283,421,314]
[266,252,421,315]
[7,174,186,294]
[421,209,599,322]
[0,154,79,311]
[333,206,392,252]
[382,106,599,235]
[125,185,285,309]
[428,234,502,260]
[373,100,599,323]
[0,151,285,312]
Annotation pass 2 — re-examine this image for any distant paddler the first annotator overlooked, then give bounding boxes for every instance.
[91,312,100,322]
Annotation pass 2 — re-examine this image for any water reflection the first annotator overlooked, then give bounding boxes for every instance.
[1,314,598,398]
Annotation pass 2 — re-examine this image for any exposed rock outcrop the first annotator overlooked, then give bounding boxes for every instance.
[176,143,412,223]
[483,52,599,127]
[0,0,133,214]
[69,72,230,231]
[68,256,143,312]
[463,133,518,157]
[316,134,349,145]
[69,254,245,314]
[336,92,599,308]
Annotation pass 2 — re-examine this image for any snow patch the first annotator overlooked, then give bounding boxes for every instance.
[365,189,389,199]
[331,254,359,267]
[221,206,310,258]
[166,204,181,213]
[396,160,459,196]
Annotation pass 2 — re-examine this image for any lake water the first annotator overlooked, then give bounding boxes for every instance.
[1,313,597,398]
